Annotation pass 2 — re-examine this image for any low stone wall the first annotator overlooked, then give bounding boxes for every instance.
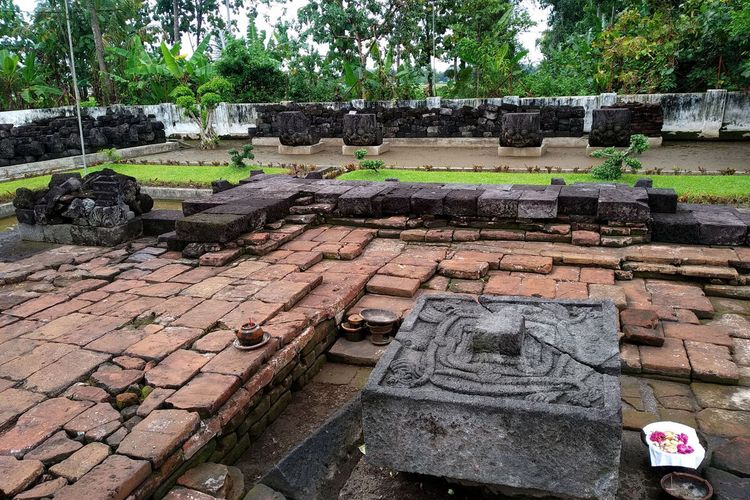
[161,176,750,257]
[2,90,748,143]
[253,102,585,139]
[0,108,165,167]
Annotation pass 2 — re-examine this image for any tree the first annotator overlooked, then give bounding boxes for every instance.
[215,19,285,102]
[85,0,115,104]
[171,76,231,148]
[0,50,62,110]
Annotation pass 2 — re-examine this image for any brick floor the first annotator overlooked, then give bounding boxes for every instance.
[2,228,750,497]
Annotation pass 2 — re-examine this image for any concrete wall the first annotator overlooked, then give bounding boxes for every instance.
[2,90,748,141]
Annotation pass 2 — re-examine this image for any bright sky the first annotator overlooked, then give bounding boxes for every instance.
[14,0,549,64]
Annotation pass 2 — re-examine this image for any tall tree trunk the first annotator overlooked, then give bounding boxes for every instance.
[88,1,113,105]
[172,0,179,43]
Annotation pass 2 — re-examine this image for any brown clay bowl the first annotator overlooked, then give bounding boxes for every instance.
[360,308,398,326]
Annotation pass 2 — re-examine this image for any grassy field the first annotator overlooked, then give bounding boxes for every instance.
[0,164,288,203]
[340,169,750,203]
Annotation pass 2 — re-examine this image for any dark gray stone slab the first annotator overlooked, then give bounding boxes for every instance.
[693,209,748,245]
[338,185,390,216]
[597,189,650,223]
[175,212,254,243]
[705,467,750,500]
[646,188,677,213]
[518,189,558,219]
[443,189,478,217]
[376,188,417,215]
[411,188,447,215]
[559,186,600,216]
[18,219,143,246]
[362,294,621,500]
[651,212,700,244]
[261,396,362,500]
[141,210,183,236]
[313,184,354,204]
[477,190,520,218]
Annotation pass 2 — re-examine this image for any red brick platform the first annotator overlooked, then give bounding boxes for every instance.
[0,223,749,497]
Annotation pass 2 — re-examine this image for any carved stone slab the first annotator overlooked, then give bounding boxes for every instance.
[277,111,320,147]
[342,113,383,146]
[500,112,543,148]
[362,294,621,500]
[589,108,632,147]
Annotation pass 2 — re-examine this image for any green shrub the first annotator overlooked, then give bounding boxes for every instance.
[228,144,255,168]
[98,147,121,163]
[590,134,649,181]
[354,149,368,160]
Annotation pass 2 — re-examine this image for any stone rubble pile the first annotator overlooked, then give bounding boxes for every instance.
[13,169,153,245]
[0,108,166,167]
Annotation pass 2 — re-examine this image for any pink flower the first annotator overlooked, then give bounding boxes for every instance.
[678,433,689,444]
[677,444,694,454]
[650,431,666,443]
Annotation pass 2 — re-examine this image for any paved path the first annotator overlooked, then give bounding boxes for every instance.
[0,226,749,498]
[133,139,750,172]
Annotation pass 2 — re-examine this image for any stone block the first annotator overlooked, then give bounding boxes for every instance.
[277,142,325,155]
[175,212,252,243]
[443,189,478,217]
[646,188,677,214]
[362,294,621,500]
[517,189,558,219]
[338,184,390,216]
[477,189,520,218]
[497,144,547,157]
[376,188,417,215]
[597,189,650,223]
[341,143,390,155]
[651,211,700,244]
[141,210,184,236]
[693,209,748,246]
[410,188,446,215]
[559,186,599,216]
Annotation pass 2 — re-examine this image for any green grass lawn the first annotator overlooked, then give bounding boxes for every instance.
[340,169,750,203]
[0,164,288,203]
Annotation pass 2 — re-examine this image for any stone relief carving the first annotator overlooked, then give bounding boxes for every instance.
[383,297,614,408]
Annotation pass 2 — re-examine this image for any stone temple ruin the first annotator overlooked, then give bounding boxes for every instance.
[362,294,622,499]
[13,169,154,246]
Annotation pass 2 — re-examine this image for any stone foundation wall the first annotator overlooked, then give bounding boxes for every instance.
[603,102,663,137]
[253,102,585,139]
[129,319,339,499]
[0,109,165,167]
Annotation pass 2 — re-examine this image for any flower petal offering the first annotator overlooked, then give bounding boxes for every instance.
[649,430,694,454]
[642,421,706,468]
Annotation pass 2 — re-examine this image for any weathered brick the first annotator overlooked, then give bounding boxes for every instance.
[117,409,199,466]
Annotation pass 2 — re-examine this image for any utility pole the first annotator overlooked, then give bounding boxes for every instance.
[63,0,88,175]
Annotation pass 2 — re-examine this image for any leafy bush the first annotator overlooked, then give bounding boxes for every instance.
[354,149,382,172]
[354,149,368,160]
[98,147,121,162]
[590,134,649,181]
[228,144,255,168]
[215,38,285,103]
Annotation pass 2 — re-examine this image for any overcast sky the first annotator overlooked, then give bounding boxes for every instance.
[15,0,549,63]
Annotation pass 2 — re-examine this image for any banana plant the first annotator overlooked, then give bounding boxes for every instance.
[0,50,62,111]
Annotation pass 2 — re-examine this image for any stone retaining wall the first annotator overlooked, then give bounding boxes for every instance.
[130,319,338,499]
[0,109,166,167]
[253,102,585,139]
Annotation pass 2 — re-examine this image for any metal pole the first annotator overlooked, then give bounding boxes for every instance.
[63,0,88,175]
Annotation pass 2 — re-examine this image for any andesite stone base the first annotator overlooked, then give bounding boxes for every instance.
[341,143,391,156]
[278,142,325,155]
[362,294,622,500]
[498,143,548,157]
[18,219,142,246]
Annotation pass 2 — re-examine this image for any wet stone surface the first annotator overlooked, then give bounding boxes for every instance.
[362,294,622,500]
